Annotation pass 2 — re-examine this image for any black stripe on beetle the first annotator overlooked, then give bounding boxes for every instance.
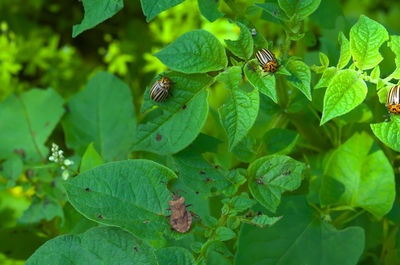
[387,85,400,114]
[150,77,172,102]
[255,49,279,73]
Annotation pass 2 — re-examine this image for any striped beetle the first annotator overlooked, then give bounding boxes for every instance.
[150,77,172,102]
[386,85,400,114]
[255,49,279,73]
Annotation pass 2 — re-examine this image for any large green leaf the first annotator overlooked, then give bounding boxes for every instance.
[285,59,312,101]
[72,0,124,37]
[155,30,227,74]
[64,159,177,240]
[278,0,321,19]
[25,227,157,265]
[225,22,254,60]
[244,59,277,103]
[337,32,351,69]
[219,86,259,150]
[140,0,184,22]
[350,15,389,70]
[156,247,194,265]
[321,132,395,219]
[198,0,223,22]
[216,66,242,90]
[235,196,365,265]
[256,2,289,22]
[247,155,305,213]
[371,115,400,152]
[173,148,232,196]
[320,69,367,125]
[135,72,213,155]
[0,88,64,163]
[387,35,400,79]
[63,71,136,162]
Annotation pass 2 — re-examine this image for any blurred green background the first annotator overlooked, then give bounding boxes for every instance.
[1,0,400,263]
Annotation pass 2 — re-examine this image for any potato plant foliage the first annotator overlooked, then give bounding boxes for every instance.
[3,0,400,264]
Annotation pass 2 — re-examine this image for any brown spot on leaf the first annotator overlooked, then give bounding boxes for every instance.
[199,171,206,175]
[214,165,219,169]
[156,133,162,141]
[45,121,50,127]
[257,211,263,215]
[85,187,90,192]
[133,246,138,252]
[182,104,187,110]
[195,191,199,195]
[97,214,103,219]
[14,149,25,159]
[282,170,291,176]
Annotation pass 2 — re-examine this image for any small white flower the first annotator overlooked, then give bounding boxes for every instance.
[49,156,55,162]
[64,159,74,166]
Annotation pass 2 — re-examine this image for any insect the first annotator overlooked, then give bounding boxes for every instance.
[255,49,279,73]
[386,85,400,114]
[150,77,172,102]
[161,182,192,233]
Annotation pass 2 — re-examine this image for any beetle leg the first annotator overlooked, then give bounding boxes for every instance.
[158,208,171,216]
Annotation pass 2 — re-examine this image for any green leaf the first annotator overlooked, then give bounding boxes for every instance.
[155,30,228,74]
[59,203,97,234]
[244,59,277,103]
[156,247,194,265]
[350,15,389,70]
[236,196,365,265]
[0,88,64,163]
[80,143,103,173]
[319,52,329,68]
[286,59,312,101]
[219,86,259,150]
[216,66,242,90]
[370,65,380,80]
[230,192,256,212]
[371,115,400,152]
[387,35,400,79]
[63,72,136,162]
[2,156,23,181]
[256,2,289,22]
[314,67,337,89]
[278,0,321,19]
[198,0,223,22]
[247,155,305,213]
[18,196,63,225]
[321,69,367,125]
[64,159,177,240]
[232,135,257,163]
[337,32,351,69]
[140,0,184,22]
[25,227,157,265]
[321,132,395,219]
[215,227,236,241]
[225,22,254,60]
[250,214,281,227]
[173,148,231,196]
[135,72,213,155]
[262,128,299,155]
[72,0,124,38]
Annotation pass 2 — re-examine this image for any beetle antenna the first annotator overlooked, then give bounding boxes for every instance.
[161,181,175,195]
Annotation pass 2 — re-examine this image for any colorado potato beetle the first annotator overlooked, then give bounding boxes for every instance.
[150,77,172,102]
[255,49,279,73]
[386,85,400,114]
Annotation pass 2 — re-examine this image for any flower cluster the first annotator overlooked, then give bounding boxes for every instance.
[48,143,74,180]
